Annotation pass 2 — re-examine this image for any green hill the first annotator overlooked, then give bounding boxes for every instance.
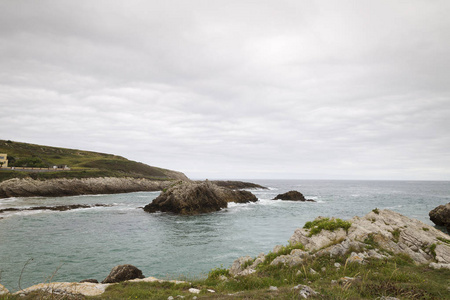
[0,140,187,182]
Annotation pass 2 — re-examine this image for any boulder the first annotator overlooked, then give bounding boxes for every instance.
[273,190,312,201]
[101,264,145,284]
[143,181,258,215]
[429,203,450,232]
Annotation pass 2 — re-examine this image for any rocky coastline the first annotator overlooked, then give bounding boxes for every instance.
[4,209,449,298]
[0,177,176,198]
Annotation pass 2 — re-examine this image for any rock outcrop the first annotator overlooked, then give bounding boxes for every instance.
[143,180,258,215]
[273,190,315,202]
[0,177,174,198]
[101,264,145,284]
[210,180,267,190]
[229,210,450,277]
[0,204,110,214]
[429,203,450,232]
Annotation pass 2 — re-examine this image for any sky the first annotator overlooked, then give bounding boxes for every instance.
[1,0,450,180]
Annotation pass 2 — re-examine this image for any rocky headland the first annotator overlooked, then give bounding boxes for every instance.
[0,177,176,198]
[429,202,450,233]
[143,180,258,215]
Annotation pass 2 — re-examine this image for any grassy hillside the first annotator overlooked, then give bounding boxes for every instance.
[0,140,185,182]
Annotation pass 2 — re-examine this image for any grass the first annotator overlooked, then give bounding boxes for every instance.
[86,253,450,299]
[303,218,352,237]
[0,140,180,182]
[2,244,450,299]
[391,229,401,243]
[437,237,450,244]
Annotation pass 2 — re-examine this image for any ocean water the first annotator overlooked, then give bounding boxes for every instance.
[0,179,449,292]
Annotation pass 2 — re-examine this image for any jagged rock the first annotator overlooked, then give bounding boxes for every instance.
[273,190,306,201]
[143,181,257,215]
[229,256,254,276]
[292,284,319,298]
[79,279,99,283]
[0,284,9,295]
[271,254,303,267]
[346,252,366,264]
[101,264,144,284]
[289,210,450,266]
[429,203,450,232]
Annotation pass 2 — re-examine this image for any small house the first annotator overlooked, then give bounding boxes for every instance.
[0,153,8,168]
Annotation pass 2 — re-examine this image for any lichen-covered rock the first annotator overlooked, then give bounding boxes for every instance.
[429,203,450,232]
[143,181,257,215]
[273,190,306,201]
[101,264,144,284]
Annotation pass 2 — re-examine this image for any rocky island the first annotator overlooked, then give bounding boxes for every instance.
[143,180,258,215]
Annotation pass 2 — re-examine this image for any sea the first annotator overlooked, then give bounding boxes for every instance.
[0,179,449,292]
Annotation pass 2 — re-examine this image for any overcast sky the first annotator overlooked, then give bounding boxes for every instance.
[1,1,449,180]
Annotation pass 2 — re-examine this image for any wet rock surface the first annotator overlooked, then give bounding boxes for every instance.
[143,180,258,215]
[0,204,110,214]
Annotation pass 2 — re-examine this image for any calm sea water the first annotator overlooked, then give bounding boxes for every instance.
[0,180,449,292]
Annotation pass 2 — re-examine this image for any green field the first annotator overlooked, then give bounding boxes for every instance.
[0,140,183,182]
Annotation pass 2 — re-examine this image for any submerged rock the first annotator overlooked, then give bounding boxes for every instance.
[102,264,145,284]
[273,190,315,201]
[143,180,258,215]
[429,203,450,232]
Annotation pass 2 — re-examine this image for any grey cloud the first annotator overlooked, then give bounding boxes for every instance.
[1,0,450,180]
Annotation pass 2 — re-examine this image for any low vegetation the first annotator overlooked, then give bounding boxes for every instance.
[303,217,352,236]
[0,140,179,182]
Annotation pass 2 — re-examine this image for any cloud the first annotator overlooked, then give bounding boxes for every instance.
[0,0,449,180]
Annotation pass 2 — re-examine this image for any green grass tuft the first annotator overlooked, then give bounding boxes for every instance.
[303,217,352,237]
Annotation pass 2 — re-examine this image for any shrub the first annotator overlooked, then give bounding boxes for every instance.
[372,208,380,214]
[208,266,229,279]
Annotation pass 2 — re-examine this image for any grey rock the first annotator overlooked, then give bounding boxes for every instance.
[273,190,306,201]
[292,284,319,298]
[429,203,450,232]
[269,286,278,291]
[144,180,257,215]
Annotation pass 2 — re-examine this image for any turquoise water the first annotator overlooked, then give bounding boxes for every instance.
[0,180,449,292]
